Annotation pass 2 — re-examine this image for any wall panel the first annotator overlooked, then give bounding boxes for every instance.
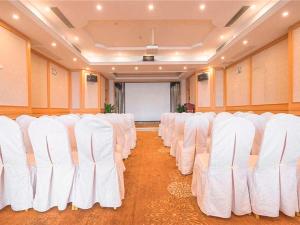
[293,27,300,102]
[197,72,211,107]
[215,69,224,107]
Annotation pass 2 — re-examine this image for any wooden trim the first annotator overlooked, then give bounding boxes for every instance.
[98,74,101,108]
[26,41,32,108]
[211,68,215,109]
[0,20,30,41]
[224,69,227,108]
[80,70,85,109]
[249,56,253,105]
[289,20,300,32]
[226,34,288,69]
[47,60,50,108]
[68,71,72,109]
[31,49,70,71]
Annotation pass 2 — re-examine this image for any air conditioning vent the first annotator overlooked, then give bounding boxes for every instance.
[51,7,74,28]
[225,6,249,27]
[71,44,81,53]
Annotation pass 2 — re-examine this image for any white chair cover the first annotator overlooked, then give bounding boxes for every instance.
[0,116,33,211]
[248,114,288,217]
[177,115,209,175]
[164,113,176,147]
[170,113,190,157]
[56,114,80,152]
[202,112,216,136]
[28,117,75,212]
[16,115,36,153]
[192,112,235,218]
[279,114,300,216]
[244,114,267,155]
[260,112,274,121]
[74,117,123,209]
[231,117,255,215]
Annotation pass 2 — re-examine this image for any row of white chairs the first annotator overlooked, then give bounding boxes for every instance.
[0,113,136,212]
[159,111,300,218]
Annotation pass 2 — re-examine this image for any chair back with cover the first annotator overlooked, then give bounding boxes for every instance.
[74,117,122,209]
[16,115,36,153]
[28,117,75,212]
[0,116,33,211]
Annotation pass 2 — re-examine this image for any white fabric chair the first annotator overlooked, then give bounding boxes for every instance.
[192,112,235,218]
[279,114,300,217]
[231,118,255,216]
[0,116,33,211]
[177,115,209,175]
[260,112,274,121]
[247,114,288,217]
[28,117,76,212]
[244,114,267,155]
[74,117,124,209]
[164,113,176,147]
[202,112,216,136]
[56,114,80,152]
[125,113,136,149]
[170,113,190,157]
[16,115,36,153]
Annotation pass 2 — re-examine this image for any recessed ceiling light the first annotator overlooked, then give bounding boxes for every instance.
[112,67,115,71]
[250,5,256,10]
[148,4,154,11]
[221,56,225,60]
[175,51,179,55]
[183,66,187,70]
[134,66,139,71]
[158,66,162,70]
[220,35,224,40]
[199,4,206,11]
[45,7,51,12]
[86,67,90,70]
[96,4,102,11]
[51,42,57,47]
[74,36,79,42]
[243,40,248,45]
[73,58,77,62]
[12,14,19,20]
[282,11,289,17]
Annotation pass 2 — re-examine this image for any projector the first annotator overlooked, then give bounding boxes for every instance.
[143,55,155,62]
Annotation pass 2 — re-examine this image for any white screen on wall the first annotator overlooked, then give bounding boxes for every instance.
[125,83,170,121]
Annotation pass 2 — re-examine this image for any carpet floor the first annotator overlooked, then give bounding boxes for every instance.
[1,131,300,225]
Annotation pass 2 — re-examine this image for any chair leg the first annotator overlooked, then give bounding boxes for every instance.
[71,204,78,211]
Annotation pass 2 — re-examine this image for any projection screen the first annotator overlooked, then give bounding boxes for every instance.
[125,83,170,121]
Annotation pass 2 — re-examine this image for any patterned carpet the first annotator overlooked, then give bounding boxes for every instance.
[1,131,300,225]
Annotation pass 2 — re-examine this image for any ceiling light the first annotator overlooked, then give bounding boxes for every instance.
[112,67,115,71]
[158,66,162,70]
[175,51,179,55]
[221,56,225,60]
[86,67,90,70]
[96,4,102,11]
[74,36,79,41]
[73,58,77,62]
[243,40,248,45]
[282,11,289,17]
[148,4,154,11]
[12,14,19,20]
[220,35,224,40]
[199,4,206,11]
[183,66,187,70]
[51,42,57,47]
[45,7,51,12]
[134,66,139,71]
[250,5,256,10]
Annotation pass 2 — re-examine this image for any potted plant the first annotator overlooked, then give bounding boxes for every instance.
[176,104,186,113]
[104,103,116,113]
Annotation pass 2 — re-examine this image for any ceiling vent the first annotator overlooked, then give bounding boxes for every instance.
[71,44,81,53]
[51,7,74,28]
[225,6,249,27]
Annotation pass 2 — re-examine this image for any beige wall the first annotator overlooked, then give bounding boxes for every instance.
[293,27,300,102]
[49,63,69,108]
[0,26,28,107]
[31,52,47,108]
[252,39,288,104]
[83,71,99,109]
[197,71,211,107]
[226,59,250,106]
[189,74,196,104]
[215,69,224,107]
[71,71,81,109]
[100,76,106,108]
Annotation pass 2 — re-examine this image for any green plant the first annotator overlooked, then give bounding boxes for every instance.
[176,104,186,113]
[104,103,116,113]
